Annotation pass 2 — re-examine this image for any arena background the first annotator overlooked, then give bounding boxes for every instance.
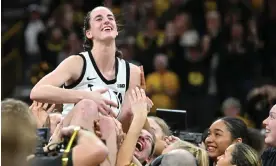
[2,0,276,132]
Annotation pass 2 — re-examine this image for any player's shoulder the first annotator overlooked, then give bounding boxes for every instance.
[57,55,85,76]
[129,63,141,75]
[62,54,85,65]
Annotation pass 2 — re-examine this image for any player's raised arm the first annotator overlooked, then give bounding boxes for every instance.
[119,64,141,131]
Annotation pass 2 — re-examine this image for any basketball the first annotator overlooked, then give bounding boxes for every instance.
[90,86,121,118]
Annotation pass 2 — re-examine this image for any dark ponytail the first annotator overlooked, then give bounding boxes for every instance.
[83,11,92,51]
[221,117,250,145]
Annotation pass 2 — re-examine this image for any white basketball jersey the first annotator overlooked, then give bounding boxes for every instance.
[62,51,130,115]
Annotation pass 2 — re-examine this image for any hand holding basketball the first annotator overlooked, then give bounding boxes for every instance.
[89,88,118,117]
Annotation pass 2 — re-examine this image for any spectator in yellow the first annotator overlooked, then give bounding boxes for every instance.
[222,97,255,128]
[154,0,170,17]
[146,54,180,113]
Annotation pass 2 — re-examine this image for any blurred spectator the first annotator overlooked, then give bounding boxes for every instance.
[71,0,84,27]
[247,17,263,51]
[164,21,176,46]
[170,27,218,132]
[217,22,259,103]
[23,4,46,83]
[204,0,219,12]
[258,0,276,81]
[2,99,37,166]
[159,21,178,61]
[57,31,82,64]
[24,4,45,59]
[119,44,140,66]
[120,1,141,37]
[221,0,252,27]
[246,85,276,128]
[135,17,165,75]
[146,54,180,113]
[176,30,211,95]
[158,0,188,30]
[252,0,264,11]
[222,97,254,128]
[61,4,75,38]
[154,0,170,18]
[205,10,224,52]
[44,27,65,67]
[206,11,221,39]
[201,35,212,64]
[174,12,191,38]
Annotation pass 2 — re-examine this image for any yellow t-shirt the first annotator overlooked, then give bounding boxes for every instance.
[146,71,180,113]
[136,31,165,50]
[154,0,170,17]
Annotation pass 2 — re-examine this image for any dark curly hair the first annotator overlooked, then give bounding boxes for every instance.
[82,8,123,58]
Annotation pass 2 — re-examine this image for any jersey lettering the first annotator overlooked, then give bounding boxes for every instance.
[88,84,94,91]
[113,91,123,109]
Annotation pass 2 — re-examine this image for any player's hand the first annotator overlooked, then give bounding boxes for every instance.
[29,101,56,128]
[61,125,80,136]
[44,121,63,153]
[129,87,148,117]
[94,119,102,138]
[164,135,180,145]
[90,89,118,117]
[140,65,153,112]
[49,120,63,146]
[49,113,63,135]
[112,118,125,148]
[140,65,146,90]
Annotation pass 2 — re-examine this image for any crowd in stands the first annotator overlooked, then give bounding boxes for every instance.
[2,0,276,166]
[22,0,276,132]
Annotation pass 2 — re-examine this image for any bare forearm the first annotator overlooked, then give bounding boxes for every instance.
[132,156,142,166]
[116,114,147,166]
[30,85,86,104]
[74,130,108,165]
[104,131,118,166]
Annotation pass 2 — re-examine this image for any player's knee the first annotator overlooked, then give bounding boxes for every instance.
[64,99,98,125]
[67,99,99,131]
[75,99,98,111]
